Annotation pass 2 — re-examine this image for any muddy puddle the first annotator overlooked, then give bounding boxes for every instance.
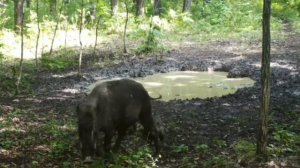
[88,71,255,101]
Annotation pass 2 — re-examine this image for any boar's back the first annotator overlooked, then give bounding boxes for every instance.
[90,79,151,130]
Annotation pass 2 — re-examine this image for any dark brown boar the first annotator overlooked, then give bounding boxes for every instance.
[77,79,163,162]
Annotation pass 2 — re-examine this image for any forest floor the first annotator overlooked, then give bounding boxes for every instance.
[0,24,300,168]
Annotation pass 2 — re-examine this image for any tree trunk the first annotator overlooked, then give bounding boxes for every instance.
[136,0,144,16]
[13,0,24,32]
[153,0,162,16]
[50,0,57,16]
[94,16,101,55]
[182,0,192,13]
[111,0,118,16]
[78,0,84,76]
[15,0,25,95]
[49,4,63,55]
[123,0,129,53]
[35,0,40,67]
[25,0,31,7]
[257,0,271,160]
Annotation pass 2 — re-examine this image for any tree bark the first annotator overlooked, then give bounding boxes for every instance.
[15,0,25,95]
[49,4,62,55]
[182,0,192,13]
[135,0,144,16]
[123,0,129,53]
[94,15,101,55]
[13,0,24,32]
[25,0,31,8]
[78,0,84,76]
[111,0,118,16]
[35,0,40,67]
[50,0,57,16]
[153,0,162,16]
[257,0,271,160]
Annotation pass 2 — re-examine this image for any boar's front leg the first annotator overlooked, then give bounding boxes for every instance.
[140,104,161,155]
[113,127,128,152]
[103,129,114,156]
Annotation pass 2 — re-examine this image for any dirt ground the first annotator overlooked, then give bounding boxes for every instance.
[0,24,299,167]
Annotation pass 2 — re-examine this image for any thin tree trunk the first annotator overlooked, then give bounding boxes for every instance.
[49,4,63,55]
[14,0,24,32]
[15,0,25,95]
[182,0,192,13]
[257,0,271,160]
[25,0,31,8]
[78,0,84,76]
[123,0,129,53]
[64,2,68,55]
[136,0,144,16]
[35,0,40,67]
[153,0,162,16]
[93,0,100,55]
[94,16,101,55]
[91,1,96,25]
[50,0,57,16]
[64,23,68,55]
[111,0,118,16]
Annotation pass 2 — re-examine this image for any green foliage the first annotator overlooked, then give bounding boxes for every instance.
[0,43,4,67]
[272,0,300,19]
[212,138,227,148]
[41,49,77,71]
[234,139,256,165]
[1,0,14,29]
[0,63,34,94]
[0,109,23,150]
[268,127,300,158]
[44,121,77,159]
[90,146,157,168]
[172,144,189,153]
[195,143,209,153]
[136,22,164,54]
[203,155,234,168]
[117,146,154,167]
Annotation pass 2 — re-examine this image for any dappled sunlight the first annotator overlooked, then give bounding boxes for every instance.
[164,75,196,80]
[62,88,79,94]
[25,98,42,103]
[270,62,294,70]
[33,145,51,153]
[0,127,26,134]
[251,62,295,70]
[175,83,186,87]
[0,27,103,59]
[143,82,164,87]
[46,96,68,101]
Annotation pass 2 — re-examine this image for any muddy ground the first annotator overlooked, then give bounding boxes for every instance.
[0,26,299,167]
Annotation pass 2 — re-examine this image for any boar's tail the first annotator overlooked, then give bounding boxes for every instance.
[150,94,162,100]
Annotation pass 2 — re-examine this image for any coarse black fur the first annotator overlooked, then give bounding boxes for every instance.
[77,79,163,162]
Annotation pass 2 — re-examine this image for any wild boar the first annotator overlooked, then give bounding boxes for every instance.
[77,79,163,162]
